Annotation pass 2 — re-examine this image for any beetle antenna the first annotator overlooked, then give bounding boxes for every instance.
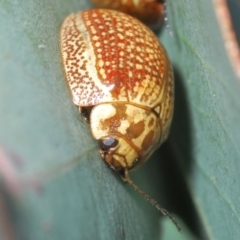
[124,170,182,232]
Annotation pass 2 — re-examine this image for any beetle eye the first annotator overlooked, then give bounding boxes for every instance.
[100,138,119,150]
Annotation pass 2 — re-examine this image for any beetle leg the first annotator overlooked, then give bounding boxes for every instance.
[79,107,90,123]
[118,169,127,182]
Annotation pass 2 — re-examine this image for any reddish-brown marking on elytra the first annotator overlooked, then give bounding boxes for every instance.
[61,9,173,108]
[108,72,128,99]
[141,130,155,151]
[80,9,167,106]
[126,121,145,139]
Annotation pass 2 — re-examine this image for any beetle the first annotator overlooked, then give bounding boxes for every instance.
[60,9,180,231]
[90,0,165,30]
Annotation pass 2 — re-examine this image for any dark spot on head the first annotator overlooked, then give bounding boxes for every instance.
[101,104,127,132]
[126,120,145,139]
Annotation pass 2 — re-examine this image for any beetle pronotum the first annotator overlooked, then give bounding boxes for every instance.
[60,9,180,231]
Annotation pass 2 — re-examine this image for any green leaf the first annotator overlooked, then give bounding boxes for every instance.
[0,0,239,239]
[161,217,198,240]
[160,0,240,239]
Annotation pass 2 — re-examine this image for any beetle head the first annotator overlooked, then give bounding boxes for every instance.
[90,103,161,172]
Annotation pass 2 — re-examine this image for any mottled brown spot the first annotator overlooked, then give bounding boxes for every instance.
[101,104,127,132]
[100,115,120,132]
[141,130,154,151]
[126,121,145,139]
[148,117,154,128]
[81,9,168,105]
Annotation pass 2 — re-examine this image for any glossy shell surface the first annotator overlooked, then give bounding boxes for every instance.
[91,0,164,29]
[60,9,174,172]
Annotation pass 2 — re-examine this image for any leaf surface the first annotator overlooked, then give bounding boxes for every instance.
[0,0,240,239]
